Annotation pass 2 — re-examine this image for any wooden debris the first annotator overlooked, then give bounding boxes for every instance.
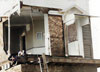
[42,53,49,72]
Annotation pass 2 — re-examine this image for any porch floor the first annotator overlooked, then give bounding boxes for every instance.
[26,55,100,67]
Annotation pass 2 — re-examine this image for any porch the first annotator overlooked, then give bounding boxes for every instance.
[3,6,50,55]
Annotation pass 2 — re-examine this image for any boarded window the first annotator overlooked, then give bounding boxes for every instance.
[48,15,64,56]
[68,24,77,43]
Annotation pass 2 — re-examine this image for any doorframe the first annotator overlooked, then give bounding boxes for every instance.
[44,14,51,55]
[20,32,26,52]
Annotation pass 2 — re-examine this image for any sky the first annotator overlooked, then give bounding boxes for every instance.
[89,0,100,72]
[89,0,100,59]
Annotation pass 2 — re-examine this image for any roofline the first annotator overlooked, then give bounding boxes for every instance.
[62,4,88,14]
[23,4,62,11]
[75,14,100,17]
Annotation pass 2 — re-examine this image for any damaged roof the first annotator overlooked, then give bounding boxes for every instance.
[22,0,89,14]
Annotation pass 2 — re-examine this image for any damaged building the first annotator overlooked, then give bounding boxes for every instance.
[0,0,100,72]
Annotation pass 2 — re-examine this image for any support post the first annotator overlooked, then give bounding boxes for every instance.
[42,53,49,72]
[8,16,11,56]
[44,14,51,55]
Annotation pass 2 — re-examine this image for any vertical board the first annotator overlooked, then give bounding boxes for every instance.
[48,15,64,56]
[3,25,8,54]
[0,18,8,62]
[64,24,68,56]
[82,24,93,58]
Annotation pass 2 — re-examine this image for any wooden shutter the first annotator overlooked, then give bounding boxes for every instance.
[82,24,93,58]
[48,15,64,56]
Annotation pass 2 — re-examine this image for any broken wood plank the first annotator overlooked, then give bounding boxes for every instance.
[47,56,100,66]
[42,53,49,72]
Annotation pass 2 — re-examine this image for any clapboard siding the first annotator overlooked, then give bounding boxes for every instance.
[48,15,64,56]
[82,24,93,58]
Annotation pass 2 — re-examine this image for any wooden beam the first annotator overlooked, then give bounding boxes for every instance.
[89,16,93,59]
[5,24,26,27]
[23,5,62,11]
[64,23,69,56]
[47,56,100,66]
[42,54,49,72]
[8,17,11,56]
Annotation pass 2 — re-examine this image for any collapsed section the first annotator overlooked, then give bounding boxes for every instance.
[3,6,46,55]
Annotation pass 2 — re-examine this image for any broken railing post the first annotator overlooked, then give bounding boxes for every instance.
[38,57,43,72]
[42,53,49,72]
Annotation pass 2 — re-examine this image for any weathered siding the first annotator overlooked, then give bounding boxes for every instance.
[21,64,98,72]
[0,18,8,63]
[82,24,93,58]
[3,64,97,72]
[48,15,64,56]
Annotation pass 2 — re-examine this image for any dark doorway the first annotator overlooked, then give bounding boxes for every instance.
[22,36,26,54]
